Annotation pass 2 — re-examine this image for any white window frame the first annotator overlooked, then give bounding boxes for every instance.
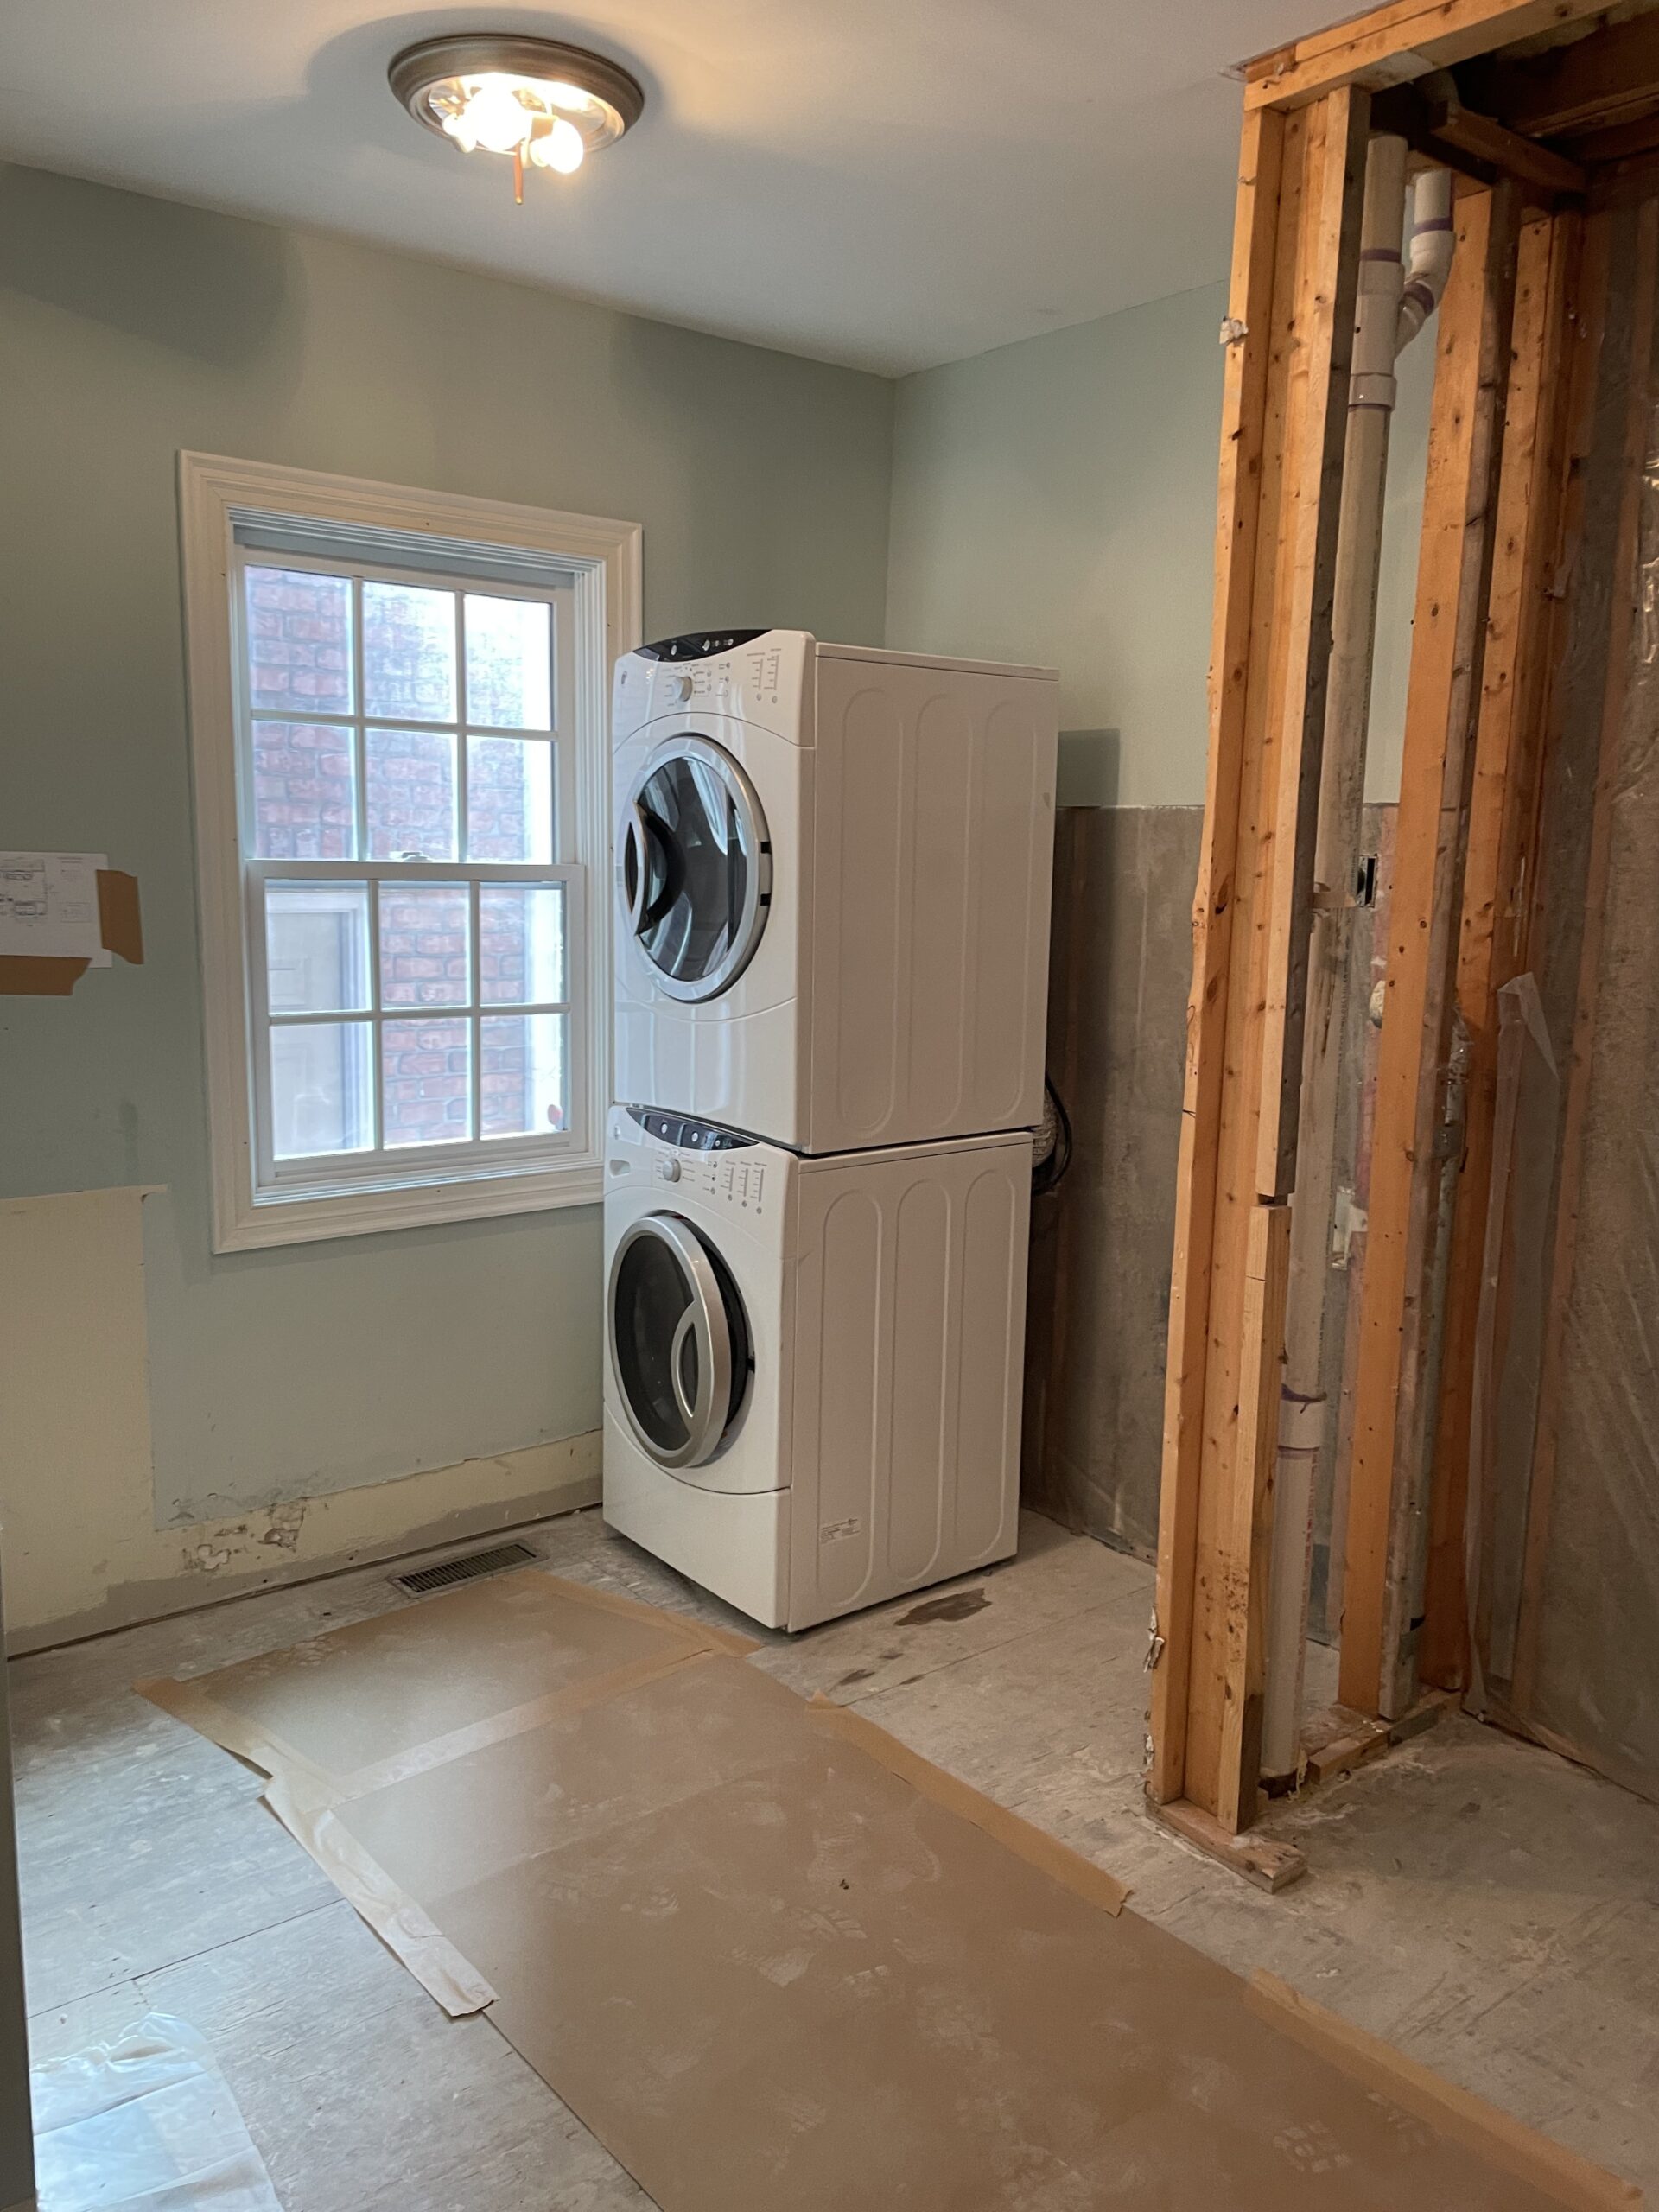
[180,452,640,1252]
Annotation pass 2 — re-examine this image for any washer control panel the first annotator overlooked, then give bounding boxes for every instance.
[617,1105,769,1216]
[682,1154,766,1214]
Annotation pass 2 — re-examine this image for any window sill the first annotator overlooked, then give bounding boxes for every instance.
[214,1157,603,1252]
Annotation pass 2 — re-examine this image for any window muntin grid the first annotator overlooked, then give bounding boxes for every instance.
[232,543,584,1190]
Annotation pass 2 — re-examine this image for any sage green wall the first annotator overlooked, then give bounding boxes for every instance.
[0,162,893,1526]
[885,277,1433,807]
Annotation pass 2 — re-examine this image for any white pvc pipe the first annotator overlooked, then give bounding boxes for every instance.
[1259,144,1452,1786]
[1398,166,1455,353]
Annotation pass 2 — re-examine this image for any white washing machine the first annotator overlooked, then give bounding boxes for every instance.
[613,629,1058,1154]
[601,1104,1033,1630]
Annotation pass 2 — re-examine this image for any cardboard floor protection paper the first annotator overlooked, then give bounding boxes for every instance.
[140,1569,1638,2211]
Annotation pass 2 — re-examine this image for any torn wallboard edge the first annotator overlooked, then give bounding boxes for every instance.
[0,862,143,996]
[807,1693,1131,1916]
[1246,1972,1644,2209]
[1147,1796,1307,1893]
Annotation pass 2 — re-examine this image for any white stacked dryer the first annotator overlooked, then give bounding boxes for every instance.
[603,628,1058,1629]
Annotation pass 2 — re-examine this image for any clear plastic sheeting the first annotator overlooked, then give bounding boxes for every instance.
[1485,194,1659,1807]
[1522,366,1659,1799]
[32,2015,281,2212]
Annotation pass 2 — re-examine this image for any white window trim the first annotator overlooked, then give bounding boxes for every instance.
[179,451,641,1253]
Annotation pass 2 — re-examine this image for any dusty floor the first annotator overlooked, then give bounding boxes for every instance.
[11,1506,1658,2207]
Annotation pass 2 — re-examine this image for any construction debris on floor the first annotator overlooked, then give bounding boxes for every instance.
[32,2013,281,2212]
[135,1563,1633,2210]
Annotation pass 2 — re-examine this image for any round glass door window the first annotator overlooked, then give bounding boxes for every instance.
[608,1214,752,1471]
[620,738,771,1001]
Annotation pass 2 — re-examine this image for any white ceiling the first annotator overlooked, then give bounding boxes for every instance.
[0,2,1325,375]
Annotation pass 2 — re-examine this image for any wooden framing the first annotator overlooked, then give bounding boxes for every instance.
[1243,0,1612,113]
[1340,175,1521,1719]
[1148,0,1649,1853]
[1149,86,1368,1827]
[1467,10,1659,139]
[1419,199,1586,1691]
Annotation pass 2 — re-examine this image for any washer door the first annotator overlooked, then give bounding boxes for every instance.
[620,737,771,1002]
[608,1213,752,1471]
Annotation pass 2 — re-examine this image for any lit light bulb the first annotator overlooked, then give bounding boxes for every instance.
[457,75,532,155]
[543,80,595,112]
[527,116,585,174]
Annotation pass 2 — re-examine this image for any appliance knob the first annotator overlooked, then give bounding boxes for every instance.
[655,1158,682,1183]
[664,672,692,704]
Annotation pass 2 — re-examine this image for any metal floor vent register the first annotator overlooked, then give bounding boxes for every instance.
[391,1541,539,1597]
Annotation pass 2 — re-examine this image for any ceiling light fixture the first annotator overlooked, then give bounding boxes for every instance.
[389,34,644,204]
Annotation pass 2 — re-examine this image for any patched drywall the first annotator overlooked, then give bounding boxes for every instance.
[0,1188,597,1651]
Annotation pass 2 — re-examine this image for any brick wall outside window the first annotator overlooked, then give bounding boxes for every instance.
[248,569,553,1144]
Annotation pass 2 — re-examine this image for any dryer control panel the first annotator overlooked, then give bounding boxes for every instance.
[626,1106,754,1151]
[612,629,811,747]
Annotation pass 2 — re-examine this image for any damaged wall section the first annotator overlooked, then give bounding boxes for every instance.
[1024,806,1395,1582]
[1492,196,1659,1803]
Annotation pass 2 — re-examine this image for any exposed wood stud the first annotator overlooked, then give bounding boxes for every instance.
[1419,202,1584,1691]
[1467,10,1659,140]
[1427,102,1588,195]
[1154,0,1634,1859]
[1243,0,1613,115]
[1152,83,1367,1828]
[1149,100,1288,1810]
[1255,97,1376,1205]
[1341,179,1522,1720]
[1149,1796,1308,1892]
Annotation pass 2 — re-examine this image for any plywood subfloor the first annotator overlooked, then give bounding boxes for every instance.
[12,1508,1659,2206]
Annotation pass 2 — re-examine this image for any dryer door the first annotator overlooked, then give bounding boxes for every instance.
[608,1213,752,1471]
[620,737,771,1002]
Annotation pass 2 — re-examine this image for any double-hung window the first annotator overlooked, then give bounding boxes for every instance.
[181,454,639,1250]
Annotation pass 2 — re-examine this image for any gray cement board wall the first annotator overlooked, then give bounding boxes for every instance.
[1023,806,1195,1557]
[1024,805,1394,1572]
